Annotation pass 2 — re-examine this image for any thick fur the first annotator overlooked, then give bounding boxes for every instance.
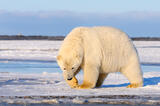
[57,26,143,89]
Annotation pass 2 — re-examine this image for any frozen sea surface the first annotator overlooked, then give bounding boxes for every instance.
[0,40,160,64]
[0,40,160,105]
[0,67,160,104]
[0,60,59,74]
[0,60,160,74]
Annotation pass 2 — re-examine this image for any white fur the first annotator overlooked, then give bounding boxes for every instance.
[57,26,143,89]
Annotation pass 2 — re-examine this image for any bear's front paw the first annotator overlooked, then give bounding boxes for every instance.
[75,81,94,89]
[75,85,88,89]
[70,82,79,88]
[66,77,79,88]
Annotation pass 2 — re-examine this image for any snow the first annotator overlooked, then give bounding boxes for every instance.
[0,40,160,104]
[0,72,160,96]
[0,72,160,104]
[0,40,61,61]
[0,40,160,64]
[134,41,160,64]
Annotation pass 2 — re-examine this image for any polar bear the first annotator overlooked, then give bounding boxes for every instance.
[57,26,143,89]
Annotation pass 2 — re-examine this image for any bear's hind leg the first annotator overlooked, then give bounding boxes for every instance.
[121,58,143,88]
[77,65,99,89]
[96,73,108,87]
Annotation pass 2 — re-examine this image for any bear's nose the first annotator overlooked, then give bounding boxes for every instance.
[67,78,72,80]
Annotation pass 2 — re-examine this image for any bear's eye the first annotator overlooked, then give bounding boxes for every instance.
[63,68,66,70]
[72,67,74,70]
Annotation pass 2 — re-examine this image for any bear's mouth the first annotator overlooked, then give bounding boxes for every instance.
[67,78,73,80]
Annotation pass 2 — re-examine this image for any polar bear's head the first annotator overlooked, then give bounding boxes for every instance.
[57,51,83,81]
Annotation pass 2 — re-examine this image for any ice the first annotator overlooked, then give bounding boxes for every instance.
[0,72,160,104]
[0,40,160,64]
[134,41,160,64]
[0,40,62,61]
[0,72,160,96]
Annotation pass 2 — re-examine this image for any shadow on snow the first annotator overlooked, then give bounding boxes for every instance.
[102,77,160,88]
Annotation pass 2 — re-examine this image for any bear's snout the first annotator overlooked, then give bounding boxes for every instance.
[63,71,74,81]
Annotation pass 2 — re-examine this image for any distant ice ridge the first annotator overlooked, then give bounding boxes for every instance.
[0,40,160,64]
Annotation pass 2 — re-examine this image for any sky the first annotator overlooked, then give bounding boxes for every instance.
[0,0,160,37]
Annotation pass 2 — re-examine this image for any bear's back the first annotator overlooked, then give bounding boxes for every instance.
[78,26,137,72]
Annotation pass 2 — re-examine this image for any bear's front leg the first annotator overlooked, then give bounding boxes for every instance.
[76,65,99,89]
[66,77,79,88]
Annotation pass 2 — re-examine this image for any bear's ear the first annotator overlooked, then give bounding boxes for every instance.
[57,55,61,60]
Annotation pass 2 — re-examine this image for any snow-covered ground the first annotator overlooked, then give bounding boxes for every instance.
[0,72,160,104]
[0,40,160,64]
[134,41,160,64]
[0,40,61,61]
[0,40,160,104]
